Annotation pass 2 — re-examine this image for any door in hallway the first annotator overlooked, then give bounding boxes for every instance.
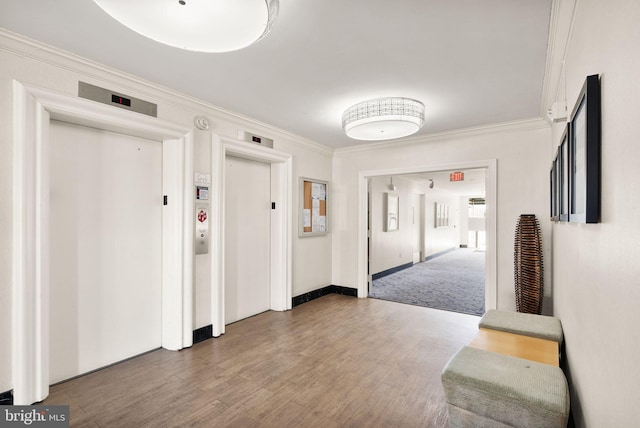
[224,156,271,324]
[49,121,162,384]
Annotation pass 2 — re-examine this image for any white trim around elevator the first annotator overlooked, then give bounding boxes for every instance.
[12,81,194,405]
[210,135,293,337]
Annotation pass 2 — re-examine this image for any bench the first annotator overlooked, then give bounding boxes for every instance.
[442,346,570,428]
[479,309,564,345]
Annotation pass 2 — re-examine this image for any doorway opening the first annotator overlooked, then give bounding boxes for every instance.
[468,197,486,250]
[367,170,487,316]
[357,160,497,314]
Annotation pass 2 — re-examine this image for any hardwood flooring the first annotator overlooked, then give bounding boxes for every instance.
[42,294,479,427]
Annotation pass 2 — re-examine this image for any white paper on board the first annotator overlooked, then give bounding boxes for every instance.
[318,216,326,231]
[303,209,311,227]
[311,182,326,200]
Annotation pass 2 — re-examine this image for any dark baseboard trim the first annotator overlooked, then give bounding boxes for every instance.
[0,390,13,406]
[372,262,413,281]
[292,286,333,307]
[424,247,457,262]
[332,285,358,297]
[292,285,358,307]
[193,325,213,344]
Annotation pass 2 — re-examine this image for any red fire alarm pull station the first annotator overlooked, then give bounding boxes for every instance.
[197,209,207,223]
[450,171,465,182]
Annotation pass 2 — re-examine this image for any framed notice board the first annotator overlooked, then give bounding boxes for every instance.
[299,177,329,236]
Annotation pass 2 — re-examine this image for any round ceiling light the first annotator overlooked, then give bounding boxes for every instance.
[342,97,425,141]
[93,0,279,53]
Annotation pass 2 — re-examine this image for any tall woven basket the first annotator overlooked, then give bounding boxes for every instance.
[514,214,543,314]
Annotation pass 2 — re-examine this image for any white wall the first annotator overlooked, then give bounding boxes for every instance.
[0,31,333,394]
[547,0,640,425]
[277,140,333,297]
[332,121,552,311]
[424,188,461,258]
[193,129,213,329]
[369,176,415,275]
[370,175,466,274]
[369,174,464,275]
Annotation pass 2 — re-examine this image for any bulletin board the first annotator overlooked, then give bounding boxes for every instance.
[299,177,329,236]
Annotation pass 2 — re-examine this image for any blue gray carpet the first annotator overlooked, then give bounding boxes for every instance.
[370,248,485,316]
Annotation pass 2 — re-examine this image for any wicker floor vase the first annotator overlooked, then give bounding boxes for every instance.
[514,214,543,314]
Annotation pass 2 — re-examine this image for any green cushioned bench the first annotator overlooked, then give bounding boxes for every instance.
[442,346,570,428]
[479,310,564,345]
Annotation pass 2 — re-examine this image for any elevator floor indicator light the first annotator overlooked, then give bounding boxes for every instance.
[111,94,131,107]
[78,82,157,117]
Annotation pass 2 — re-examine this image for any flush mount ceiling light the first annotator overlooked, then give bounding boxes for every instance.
[93,0,279,53]
[342,97,425,141]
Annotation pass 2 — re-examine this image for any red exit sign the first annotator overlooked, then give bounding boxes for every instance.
[450,171,465,182]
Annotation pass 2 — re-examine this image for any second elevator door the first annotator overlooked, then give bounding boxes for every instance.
[224,156,271,324]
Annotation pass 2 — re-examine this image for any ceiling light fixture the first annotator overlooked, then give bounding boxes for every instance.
[342,97,425,141]
[93,0,279,53]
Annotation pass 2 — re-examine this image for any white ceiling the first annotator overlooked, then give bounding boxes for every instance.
[0,0,553,149]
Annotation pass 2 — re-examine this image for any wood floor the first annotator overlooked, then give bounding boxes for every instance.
[43,294,480,427]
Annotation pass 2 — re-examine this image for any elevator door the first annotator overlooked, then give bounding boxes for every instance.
[224,155,271,324]
[49,121,162,384]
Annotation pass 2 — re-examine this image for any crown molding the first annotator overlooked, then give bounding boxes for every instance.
[334,117,550,157]
[0,28,334,156]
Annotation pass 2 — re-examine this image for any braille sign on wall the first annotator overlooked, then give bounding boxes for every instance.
[196,186,209,200]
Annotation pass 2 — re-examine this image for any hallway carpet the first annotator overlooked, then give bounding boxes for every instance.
[370,248,485,316]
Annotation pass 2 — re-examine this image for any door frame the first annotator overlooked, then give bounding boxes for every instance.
[210,135,292,337]
[357,160,498,310]
[12,81,194,405]
[409,192,425,264]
